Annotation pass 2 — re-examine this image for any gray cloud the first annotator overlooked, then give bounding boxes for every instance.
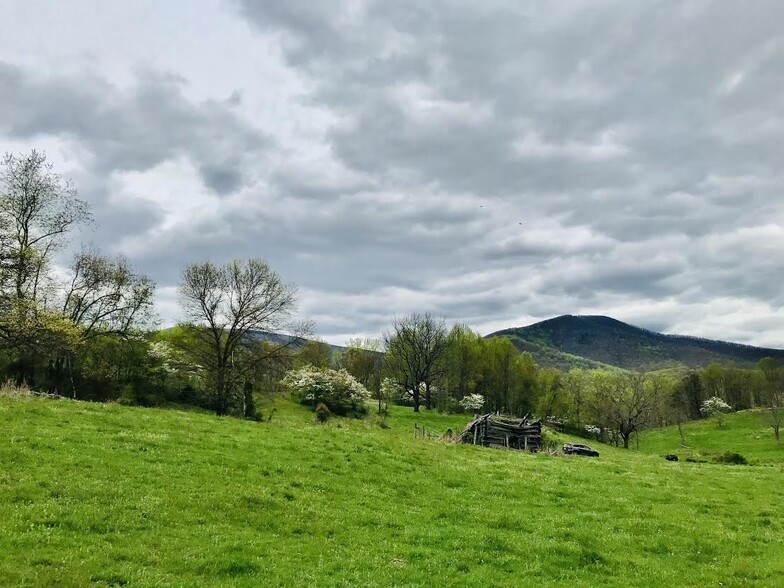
[2,1,784,346]
[0,63,269,194]
[229,0,784,344]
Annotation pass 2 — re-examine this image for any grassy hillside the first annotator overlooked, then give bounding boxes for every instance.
[491,314,784,371]
[637,410,784,465]
[1,396,783,587]
[493,332,617,371]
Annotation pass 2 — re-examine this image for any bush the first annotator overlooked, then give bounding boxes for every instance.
[282,366,370,417]
[701,396,732,427]
[715,452,747,465]
[314,402,331,423]
[458,393,484,412]
[540,426,563,451]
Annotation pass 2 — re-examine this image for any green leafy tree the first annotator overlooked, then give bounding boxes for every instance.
[562,369,589,425]
[441,324,484,409]
[670,372,697,445]
[0,151,90,383]
[51,248,156,396]
[478,339,538,417]
[536,368,567,421]
[700,364,726,405]
[340,338,384,410]
[296,339,334,369]
[673,371,704,421]
[588,371,662,448]
[0,152,155,399]
[0,151,90,305]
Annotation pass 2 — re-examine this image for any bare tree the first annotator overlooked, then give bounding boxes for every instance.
[63,248,155,339]
[179,258,308,416]
[384,313,449,412]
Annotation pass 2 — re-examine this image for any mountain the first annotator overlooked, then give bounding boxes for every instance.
[247,330,347,354]
[488,314,784,371]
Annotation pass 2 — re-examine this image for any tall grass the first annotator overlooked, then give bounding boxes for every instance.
[0,379,32,398]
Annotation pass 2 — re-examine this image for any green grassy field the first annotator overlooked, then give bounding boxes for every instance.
[637,410,784,465]
[1,396,783,587]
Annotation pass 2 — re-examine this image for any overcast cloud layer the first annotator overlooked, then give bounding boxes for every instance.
[1,0,783,347]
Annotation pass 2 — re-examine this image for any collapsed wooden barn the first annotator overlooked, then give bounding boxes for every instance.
[459,414,542,451]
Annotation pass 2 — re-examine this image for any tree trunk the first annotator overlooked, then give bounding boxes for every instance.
[424,381,432,410]
[215,369,228,416]
[677,420,687,447]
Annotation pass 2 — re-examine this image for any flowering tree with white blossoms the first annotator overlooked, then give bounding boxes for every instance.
[458,393,485,412]
[282,365,371,416]
[380,377,405,409]
[700,396,732,427]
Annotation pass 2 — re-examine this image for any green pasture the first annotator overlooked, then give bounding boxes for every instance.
[1,397,782,587]
[638,409,784,465]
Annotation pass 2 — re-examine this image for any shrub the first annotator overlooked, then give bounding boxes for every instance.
[282,366,370,417]
[314,402,331,423]
[458,393,485,412]
[715,452,747,465]
[540,426,562,451]
[373,415,390,429]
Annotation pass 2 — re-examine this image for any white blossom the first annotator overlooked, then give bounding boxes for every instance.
[459,393,485,412]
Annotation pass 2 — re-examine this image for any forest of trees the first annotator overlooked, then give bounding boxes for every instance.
[2,150,783,445]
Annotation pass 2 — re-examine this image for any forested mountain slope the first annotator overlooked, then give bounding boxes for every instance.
[489,315,784,371]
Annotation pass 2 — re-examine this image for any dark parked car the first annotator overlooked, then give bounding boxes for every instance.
[563,442,599,457]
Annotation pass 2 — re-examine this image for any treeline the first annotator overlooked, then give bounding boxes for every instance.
[359,314,783,446]
[0,151,156,400]
[1,151,782,445]
[0,151,303,413]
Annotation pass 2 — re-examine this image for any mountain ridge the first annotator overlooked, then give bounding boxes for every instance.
[488,314,784,371]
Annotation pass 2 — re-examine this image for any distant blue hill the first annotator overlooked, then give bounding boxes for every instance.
[246,330,347,354]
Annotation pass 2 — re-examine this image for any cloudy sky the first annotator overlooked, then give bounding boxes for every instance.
[2,1,784,347]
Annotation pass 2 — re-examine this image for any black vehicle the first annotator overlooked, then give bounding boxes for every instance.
[563,442,599,457]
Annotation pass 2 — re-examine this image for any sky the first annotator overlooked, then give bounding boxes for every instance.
[1,0,784,347]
